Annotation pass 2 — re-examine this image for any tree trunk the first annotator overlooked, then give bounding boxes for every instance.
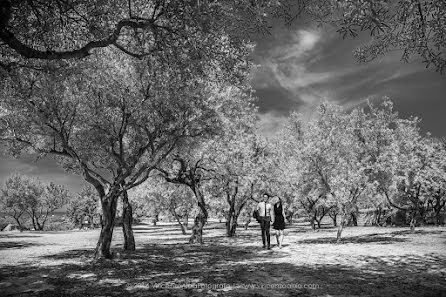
[433,198,445,226]
[225,202,238,237]
[171,208,187,235]
[122,190,135,251]
[328,209,338,227]
[35,214,45,231]
[435,210,442,226]
[90,215,95,229]
[152,212,159,226]
[36,220,43,231]
[195,208,206,243]
[374,206,383,226]
[32,219,40,230]
[226,211,238,237]
[316,219,321,229]
[95,195,118,260]
[285,210,293,225]
[244,217,251,230]
[336,213,346,243]
[310,214,316,230]
[11,210,25,231]
[182,213,189,228]
[189,214,205,244]
[12,217,23,231]
[195,186,208,239]
[225,214,232,237]
[348,212,358,227]
[410,212,416,233]
[29,211,38,230]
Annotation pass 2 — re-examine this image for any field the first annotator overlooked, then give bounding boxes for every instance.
[0,222,445,297]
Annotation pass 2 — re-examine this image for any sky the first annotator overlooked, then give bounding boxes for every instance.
[252,24,446,137]
[0,23,445,194]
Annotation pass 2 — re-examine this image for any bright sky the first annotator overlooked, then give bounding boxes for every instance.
[1,23,445,194]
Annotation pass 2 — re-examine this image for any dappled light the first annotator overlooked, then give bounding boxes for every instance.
[0,1,445,296]
[1,224,445,296]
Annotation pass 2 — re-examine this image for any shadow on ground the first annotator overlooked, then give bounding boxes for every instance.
[0,234,42,239]
[0,240,445,297]
[0,241,41,250]
[296,234,407,244]
[387,229,445,236]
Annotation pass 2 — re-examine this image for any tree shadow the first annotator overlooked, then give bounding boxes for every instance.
[1,245,445,297]
[0,241,41,250]
[316,225,338,230]
[0,234,42,239]
[297,234,407,244]
[386,229,446,237]
[132,228,187,236]
[131,225,166,231]
[39,249,95,261]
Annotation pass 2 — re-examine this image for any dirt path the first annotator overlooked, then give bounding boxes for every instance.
[0,224,445,296]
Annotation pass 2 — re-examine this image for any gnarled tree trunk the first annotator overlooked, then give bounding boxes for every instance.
[226,210,239,237]
[122,190,135,251]
[189,185,208,244]
[95,194,119,260]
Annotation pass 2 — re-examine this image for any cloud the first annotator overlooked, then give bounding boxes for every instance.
[269,62,335,91]
[0,153,85,194]
[252,28,343,113]
[269,29,321,61]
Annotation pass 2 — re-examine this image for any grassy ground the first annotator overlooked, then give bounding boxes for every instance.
[0,222,445,296]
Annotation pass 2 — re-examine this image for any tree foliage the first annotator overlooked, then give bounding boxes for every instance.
[271,0,446,73]
[67,185,100,228]
[0,0,254,64]
[129,179,195,233]
[0,173,70,230]
[278,99,446,240]
[1,1,443,74]
[0,41,251,258]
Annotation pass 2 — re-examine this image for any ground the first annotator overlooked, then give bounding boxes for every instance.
[0,222,445,297]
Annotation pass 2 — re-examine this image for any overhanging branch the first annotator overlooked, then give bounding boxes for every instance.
[0,18,157,60]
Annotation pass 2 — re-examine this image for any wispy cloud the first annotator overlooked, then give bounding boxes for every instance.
[252,28,342,112]
[269,29,322,61]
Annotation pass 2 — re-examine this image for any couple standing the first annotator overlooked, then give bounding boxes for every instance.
[257,193,286,249]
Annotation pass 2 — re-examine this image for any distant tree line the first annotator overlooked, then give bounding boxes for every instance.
[0,174,69,230]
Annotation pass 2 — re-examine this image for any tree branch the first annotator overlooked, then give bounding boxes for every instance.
[0,18,157,60]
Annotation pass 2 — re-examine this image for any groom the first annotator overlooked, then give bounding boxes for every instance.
[257,193,274,249]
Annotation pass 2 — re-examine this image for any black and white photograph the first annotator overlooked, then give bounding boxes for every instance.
[0,1,445,296]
